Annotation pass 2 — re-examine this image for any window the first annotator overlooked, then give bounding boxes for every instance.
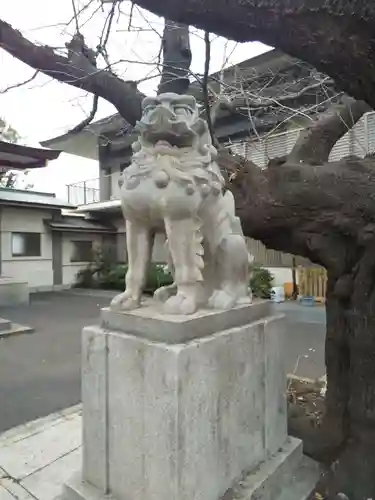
[71,240,93,262]
[12,232,41,257]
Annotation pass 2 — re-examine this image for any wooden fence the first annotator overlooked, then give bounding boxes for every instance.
[246,238,313,268]
[297,267,327,302]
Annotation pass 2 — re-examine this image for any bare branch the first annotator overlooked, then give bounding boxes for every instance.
[1,69,39,94]
[96,0,119,70]
[202,31,217,147]
[0,19,144,125]
[68,94,99,134]
[288,98,371,165]
[66,0,97,28]
[71,0,80,33]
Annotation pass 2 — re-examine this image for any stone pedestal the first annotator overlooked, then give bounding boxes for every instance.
[0,277,29,306]
[62,300,319,500]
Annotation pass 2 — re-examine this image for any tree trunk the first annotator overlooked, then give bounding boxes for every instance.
[321,260,375,499]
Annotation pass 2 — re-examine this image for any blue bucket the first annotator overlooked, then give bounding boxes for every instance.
[301,296,315,306]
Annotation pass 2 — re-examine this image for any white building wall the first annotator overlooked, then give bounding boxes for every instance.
[110,168,122,200]
[62,232,102,286]
[113,218,168,264]
[267,267,294,287]
[1,207,54,288]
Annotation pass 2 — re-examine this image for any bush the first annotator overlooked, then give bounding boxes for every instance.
[76,254,273,299]
[75,266,98,289]
[97,265,127,290]
[145,263,173,292]
[250,265,274,299]
[75,259,173,293]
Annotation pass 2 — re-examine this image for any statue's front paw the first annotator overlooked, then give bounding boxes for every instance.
[110,292,140,311]
[154,284,177,303]
[208,290,236,310]
[164,293,197,315]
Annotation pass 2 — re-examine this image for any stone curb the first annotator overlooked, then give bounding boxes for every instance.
[0,404,82,446]
[0,323,34,339]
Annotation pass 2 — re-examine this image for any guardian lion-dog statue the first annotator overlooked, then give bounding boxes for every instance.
[110,93,253,315]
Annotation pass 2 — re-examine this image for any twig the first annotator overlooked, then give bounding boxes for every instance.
[97,0,120,71]
[203,31,217,146]
[1,70,39,93]
[128,1,135,30]
[68,94,99,134]
[66,0,96,28]
[71,0,80,33]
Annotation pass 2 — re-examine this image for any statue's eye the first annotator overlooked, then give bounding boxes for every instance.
[144,105,156,113]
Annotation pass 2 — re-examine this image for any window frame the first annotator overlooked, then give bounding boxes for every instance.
[11,232,42,258]
[70,240,93,263]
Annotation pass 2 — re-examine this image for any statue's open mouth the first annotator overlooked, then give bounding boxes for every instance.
[145,131,194,148]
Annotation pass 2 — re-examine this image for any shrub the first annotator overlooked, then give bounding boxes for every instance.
[145,263,173,292]
[75,259,173,293]
[250,265,274,299]
[97,264,127,290]
[75,266,98,288]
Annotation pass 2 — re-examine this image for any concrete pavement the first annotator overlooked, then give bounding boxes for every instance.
[0,292,110,433]
[275,302,326,380]
[0,405,81,500]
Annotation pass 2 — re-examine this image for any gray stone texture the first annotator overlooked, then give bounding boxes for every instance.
[101,299,271,343]
[0,278,29,306]
[70,303,292,500]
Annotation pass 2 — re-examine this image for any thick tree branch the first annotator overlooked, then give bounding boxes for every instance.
[132,0,375,110]
[158,20,191,94]
[288,98,371,164]
[0,19,144,125]
[214,97,375,271]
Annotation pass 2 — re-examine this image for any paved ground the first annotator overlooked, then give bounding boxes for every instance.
[276,302,326,380]
[0,291,109,433]
[0,291,326,434]
[0,405,82,500]
[0,403,320,500]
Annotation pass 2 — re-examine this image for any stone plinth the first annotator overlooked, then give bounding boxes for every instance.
[62,301,319,500]
[0,277,29,306]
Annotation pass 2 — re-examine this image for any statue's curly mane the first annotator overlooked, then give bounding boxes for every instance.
[124,119,225,190]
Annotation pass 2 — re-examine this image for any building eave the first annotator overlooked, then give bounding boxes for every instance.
[0,140,62,169]
[73,199,121,213]
[40,115,127,160]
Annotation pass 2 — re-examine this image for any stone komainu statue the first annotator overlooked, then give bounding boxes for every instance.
[111,93,253,315]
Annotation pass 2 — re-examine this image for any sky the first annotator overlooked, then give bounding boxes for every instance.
[0,0,271,200]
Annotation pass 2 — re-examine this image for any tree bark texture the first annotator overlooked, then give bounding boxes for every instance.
[157,21,191,94]
[132,0,375,112]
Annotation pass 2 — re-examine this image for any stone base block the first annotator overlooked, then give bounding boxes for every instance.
[61,438,320,500]
[0,318,33,338]
[0,277,29,306]
[60,301,319,500]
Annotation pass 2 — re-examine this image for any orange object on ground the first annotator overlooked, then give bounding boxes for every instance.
[284,282,294,298]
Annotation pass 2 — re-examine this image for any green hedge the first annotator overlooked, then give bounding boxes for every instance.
[75,262,173,293]
[76,257,273,299]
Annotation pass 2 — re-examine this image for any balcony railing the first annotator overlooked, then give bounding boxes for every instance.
[67,180,100,205]
[67,172,121,205]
